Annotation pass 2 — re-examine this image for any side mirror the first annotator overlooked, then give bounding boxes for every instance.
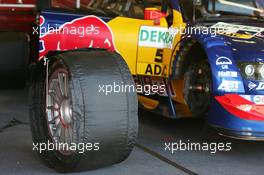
[144,8,167,20]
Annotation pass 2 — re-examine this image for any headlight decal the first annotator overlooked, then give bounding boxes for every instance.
[238,62,264,81]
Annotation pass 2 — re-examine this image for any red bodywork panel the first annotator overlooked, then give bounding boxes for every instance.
[39,15,116,59]
[215,94,264,121]
[0,0,36,32]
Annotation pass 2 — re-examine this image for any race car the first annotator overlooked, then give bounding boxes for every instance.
[38,0,264,141]
[1,0,264,173]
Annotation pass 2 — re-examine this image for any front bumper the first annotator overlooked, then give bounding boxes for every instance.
[215,94,264,121]
[211,125,264,141]
[208,94,264,140]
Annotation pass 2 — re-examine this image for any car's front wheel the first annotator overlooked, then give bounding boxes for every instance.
[184,59,212,117]
[29,50,138,172]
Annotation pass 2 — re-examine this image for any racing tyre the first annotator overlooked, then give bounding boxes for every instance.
[184,59,212,117]
[29,50,138,172]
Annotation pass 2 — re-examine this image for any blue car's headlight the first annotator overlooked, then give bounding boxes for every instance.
[238,62,264,81]
[259,64,264,79]
[245,64,255,77]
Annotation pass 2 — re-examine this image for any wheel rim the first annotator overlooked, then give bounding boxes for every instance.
[189,65,211,98]
[185,62,211,113]
[46,68,73,155]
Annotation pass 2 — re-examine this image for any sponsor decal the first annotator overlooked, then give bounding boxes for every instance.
[40,15,45,27]
[212,22,264,33]
[138,26,177,49]
[218,71,238,78]
[240,95,251,102]
[240,95,264,105]
[256,32,264,38]
[216,56,232,69]
[237,105,253,112]
[211,22,264,39]
[248,81,258,90]
[253,95,264,105]
[248,82,264,91]
[218,80,239,92]
[256,82,264,90]
[144,63,167,76]
[155,49,164,63]
[39,15,116,59]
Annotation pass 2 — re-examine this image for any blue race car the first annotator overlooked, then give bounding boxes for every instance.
[170,0,264,140]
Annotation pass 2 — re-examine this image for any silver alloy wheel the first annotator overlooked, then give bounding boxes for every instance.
[46,68,73,155]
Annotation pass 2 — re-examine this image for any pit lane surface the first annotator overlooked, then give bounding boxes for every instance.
[0,90,263,175]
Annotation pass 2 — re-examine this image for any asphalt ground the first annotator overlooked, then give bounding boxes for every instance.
[0,90,263,175]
